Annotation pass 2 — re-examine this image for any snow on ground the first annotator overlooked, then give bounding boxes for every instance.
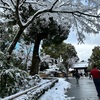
[2,77,71,100]
[39,78,71,100]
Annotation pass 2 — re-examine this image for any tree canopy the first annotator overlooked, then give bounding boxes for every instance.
[25,17,70,44]
[23,16,70,75]
[0,0,100,75]
[41,42,79,62]
[88,46,100,69]
[0,0,100,56]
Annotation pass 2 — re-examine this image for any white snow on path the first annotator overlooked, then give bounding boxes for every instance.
[39,78,71,100]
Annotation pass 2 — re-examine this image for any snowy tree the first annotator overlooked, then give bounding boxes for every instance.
[41,42,78,60]
[41,42,79,71]
[23,17,69,75]
[0,0,100,55]
[0,50,42,98]
[88,46,100,68]
[0,0,100,75]
[15,42,33,71]
[0,21,18,52]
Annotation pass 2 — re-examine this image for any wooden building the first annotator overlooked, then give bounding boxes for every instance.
[71,61,89,76]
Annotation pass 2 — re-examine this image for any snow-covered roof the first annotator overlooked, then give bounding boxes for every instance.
[72,61,88,69]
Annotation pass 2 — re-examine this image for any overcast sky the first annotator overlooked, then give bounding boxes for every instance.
[64,30,100,61]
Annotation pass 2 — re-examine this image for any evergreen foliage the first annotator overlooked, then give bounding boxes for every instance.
[23,17,70,75]
[88,46,100,69]
[24,17,70,45]
[41,42,78,61]
[0,51,41,98]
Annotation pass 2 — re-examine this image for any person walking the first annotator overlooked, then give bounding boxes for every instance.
[74,70,80,85]
[88,72,92,79]
[90,64,100,97]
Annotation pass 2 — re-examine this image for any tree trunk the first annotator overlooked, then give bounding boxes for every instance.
[7,27,24,56]
[30,38,41,75]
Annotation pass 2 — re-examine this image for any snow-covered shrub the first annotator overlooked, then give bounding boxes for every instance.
[27,74,41,86]
[0,52,41,98]
[0,68,28,97]
[0,68,42,98]
[0,50,42,98]
[56,62,67,72]
[0,51,27,71]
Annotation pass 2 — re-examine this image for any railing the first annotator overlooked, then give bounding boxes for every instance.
[2,78,58,100]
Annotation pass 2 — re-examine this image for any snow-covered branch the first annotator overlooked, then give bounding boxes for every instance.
[15,0,23,26]
[1,0,9,6]
[10,0,16,8]
[0,0,100,56]
[19,0,26,8]
[50,0,59,11]
[50,10,100,18]
[0,5,9,9]
[0,0,15,12]
[24,8,50,27]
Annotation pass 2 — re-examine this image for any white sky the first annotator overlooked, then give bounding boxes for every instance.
[64,30,100,61]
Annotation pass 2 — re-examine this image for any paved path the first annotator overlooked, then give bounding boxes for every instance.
[67,77,100,100]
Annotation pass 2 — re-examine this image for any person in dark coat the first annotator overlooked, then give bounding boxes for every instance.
[90,64,100,97]
[74,71,80,84]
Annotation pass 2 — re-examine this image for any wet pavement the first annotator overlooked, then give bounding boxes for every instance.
[67,77,100,100]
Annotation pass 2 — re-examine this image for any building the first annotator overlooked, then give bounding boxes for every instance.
[72,61,88,69]
[72,61,89,76]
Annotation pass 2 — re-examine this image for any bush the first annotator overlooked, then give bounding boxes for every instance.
[0,68,42,98]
